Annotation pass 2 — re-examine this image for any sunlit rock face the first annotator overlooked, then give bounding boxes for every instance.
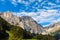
[20,16,46,34]
[0,12,24,29]
[0,12,45,34]
[44,22,60,34]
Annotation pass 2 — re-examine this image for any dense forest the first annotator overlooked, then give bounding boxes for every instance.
[0,17,57,40]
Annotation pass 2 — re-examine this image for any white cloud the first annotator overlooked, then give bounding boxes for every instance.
[42,1,60,9]
[1,0,5,1]
[56,0,60,3]
[29,0,35,2]
[12,9,60,26]
[43,5,60,9]
[38,0,42,2]
[11,0,18,6]
[10,0,60,11]
[22,1,30,6]
[40,0,47,6]
[10,0,60,26]
[11,0,30,6]
[48,2,56,6]
[17,0,22,3]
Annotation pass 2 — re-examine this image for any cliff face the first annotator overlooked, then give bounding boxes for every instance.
[45,22,60,34]
[0,12,45,34]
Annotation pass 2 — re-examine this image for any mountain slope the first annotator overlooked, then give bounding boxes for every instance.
[0,15,56,40]
[46,22,60,40]
[44,22,60,35]
[0,12,45,34]
[0,16,34,40]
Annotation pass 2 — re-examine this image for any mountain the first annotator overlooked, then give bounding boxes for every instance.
[0,16,35,40]
[44,22,60,35]
[0,12,46,34]
[45,22,60,40]
[0,11,60,35]
[0,13,56,40]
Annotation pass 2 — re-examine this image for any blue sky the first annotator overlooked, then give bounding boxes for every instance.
[0,0,60,27]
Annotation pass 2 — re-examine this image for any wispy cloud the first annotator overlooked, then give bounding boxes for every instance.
[56,0,60,3]
[12,9,60,26]
[0,0,60,27]
[10,0,60,12]
[1,0,4,1]
[11,0,18,6]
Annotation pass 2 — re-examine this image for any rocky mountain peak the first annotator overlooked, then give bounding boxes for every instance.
[2,12,13,18]
[0,12,45,34]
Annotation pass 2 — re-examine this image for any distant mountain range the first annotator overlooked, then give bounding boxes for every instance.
[0,12,60,35]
